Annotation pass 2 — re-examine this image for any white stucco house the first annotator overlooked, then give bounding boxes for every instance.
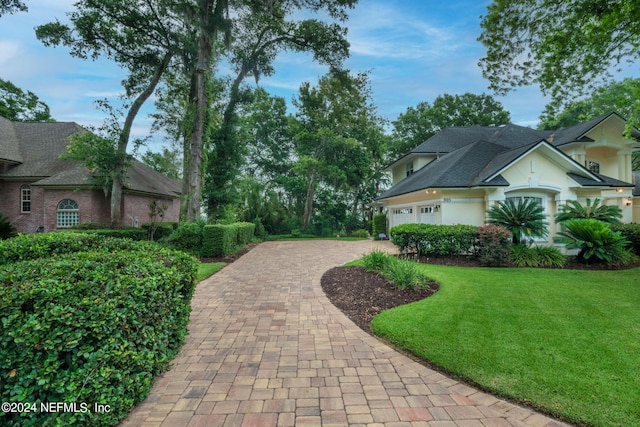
[376,112,640,242]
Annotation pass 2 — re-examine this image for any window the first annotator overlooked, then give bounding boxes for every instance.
[57,199,79,228]
[393,208,413,214]
[586,160,600,174]
[405,161,414,177]
[21,185,31,212]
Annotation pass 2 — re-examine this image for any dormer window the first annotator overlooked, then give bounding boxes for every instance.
[586,160,600,174]
[406,161,414,177]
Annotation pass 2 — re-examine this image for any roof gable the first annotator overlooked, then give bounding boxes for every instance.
[0,117,23,163]
[0,119,181,198]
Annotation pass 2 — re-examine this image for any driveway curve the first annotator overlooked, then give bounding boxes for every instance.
[121,240,569,427]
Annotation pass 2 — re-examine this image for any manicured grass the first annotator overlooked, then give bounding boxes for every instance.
[196,262,225,281]
[368,264,640,427]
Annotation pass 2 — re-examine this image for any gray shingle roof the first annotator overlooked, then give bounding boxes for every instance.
[378,112,636,201]
[0,119,181,198]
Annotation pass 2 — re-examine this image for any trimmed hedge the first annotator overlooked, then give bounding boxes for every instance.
[202,224,238,257]
[372,213,387,239]
[390,223,477,256]
[0,233,198,427]
[201,222,255,257]
[236,222,255,246]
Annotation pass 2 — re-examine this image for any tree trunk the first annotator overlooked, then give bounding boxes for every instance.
[110,52,173,227]
[302,173,316,230]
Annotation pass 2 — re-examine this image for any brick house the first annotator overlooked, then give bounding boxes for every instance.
[0,117,182,233]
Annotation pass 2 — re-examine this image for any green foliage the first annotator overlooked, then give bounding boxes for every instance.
[65,228,148,241]
[538,78,640,130]
[361,250,429,290]
[0,78,53,122]
[475,224,512,266]
[555,198,622,224]
[555,219,636,265]
[390,93,511,160]
[142,222,177,241]
[486,198,549,244]
[510,245,567,268]
[349,229,369,238]
[236,222,256,246]
[166,221,205,254]
[0,233,197,427]
[479,0,640,122]
[202,224,237,257]
[361,249,392,273]
[610,223,640,256]
[390,223,477,257]
[384,258,428,290]
[372,213,387,239]
[0,213,17,240]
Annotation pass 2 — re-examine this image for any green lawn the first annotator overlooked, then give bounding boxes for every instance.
[196,262,225,281]
[368,263,640,427]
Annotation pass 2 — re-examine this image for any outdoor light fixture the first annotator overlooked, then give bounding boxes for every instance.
[616,188,624,193]
[626,199,633,206]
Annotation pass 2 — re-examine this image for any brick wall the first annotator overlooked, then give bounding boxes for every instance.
[1,180,180,233]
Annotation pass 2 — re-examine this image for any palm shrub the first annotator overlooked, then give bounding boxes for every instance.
[555,198,622,224]
[554,218,636,265]
[486,198,548,244]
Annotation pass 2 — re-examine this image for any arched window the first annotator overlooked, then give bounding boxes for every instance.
[57,199,79,228]
[21,185,31,212]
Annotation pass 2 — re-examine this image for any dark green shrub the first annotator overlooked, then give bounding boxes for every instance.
[253,217,267,239]
[166,221,204,254]
[236,222,255,246]
[202,224,238,257]
[0,213,18,240]
[475,224,512,266]
[372,213,387,239]
[390,223,477,257]
[510,245,567,268]
[610,223,640,256]
[142,222,177,241]
[0,234,197,427]
[555,219,636,265]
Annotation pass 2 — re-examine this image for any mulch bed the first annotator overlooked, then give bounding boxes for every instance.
[320,266,439,334]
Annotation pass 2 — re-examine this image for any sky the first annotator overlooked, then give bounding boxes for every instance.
[0,0,554,153]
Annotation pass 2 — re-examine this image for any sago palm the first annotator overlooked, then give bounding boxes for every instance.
[555,198,622,224]
[486,198,548,245]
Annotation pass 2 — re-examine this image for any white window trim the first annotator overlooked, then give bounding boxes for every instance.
[21,185,31,213]
[56,199,79,228]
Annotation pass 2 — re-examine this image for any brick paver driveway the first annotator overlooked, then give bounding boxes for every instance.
[121,240,569,427]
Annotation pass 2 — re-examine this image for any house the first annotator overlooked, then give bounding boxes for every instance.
[377,112,640,242]
[0,117,182,233]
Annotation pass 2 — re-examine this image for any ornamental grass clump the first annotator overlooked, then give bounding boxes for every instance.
[510,245,567,268]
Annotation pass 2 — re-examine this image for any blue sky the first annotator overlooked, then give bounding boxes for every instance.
[1,0,553,152]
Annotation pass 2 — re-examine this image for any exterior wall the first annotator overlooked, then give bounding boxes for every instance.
[42,189,111,232]
[390,155,436,184]
[0,180,180,233]
[121,193,180,227]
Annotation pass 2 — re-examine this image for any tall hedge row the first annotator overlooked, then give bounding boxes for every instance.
[0,233,198,427]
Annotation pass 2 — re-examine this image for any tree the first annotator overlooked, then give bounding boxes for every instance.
[140,147,182,180]
[555,198,623,225]
[0,0,26,16]
[0,79,53,122]
[539,78,640,130]
[293,71,386,230]
[486,198,549,245]
[37,0,185,226]
[390,93,510,161]
[185,0,357,222]
[478,0,640,125]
